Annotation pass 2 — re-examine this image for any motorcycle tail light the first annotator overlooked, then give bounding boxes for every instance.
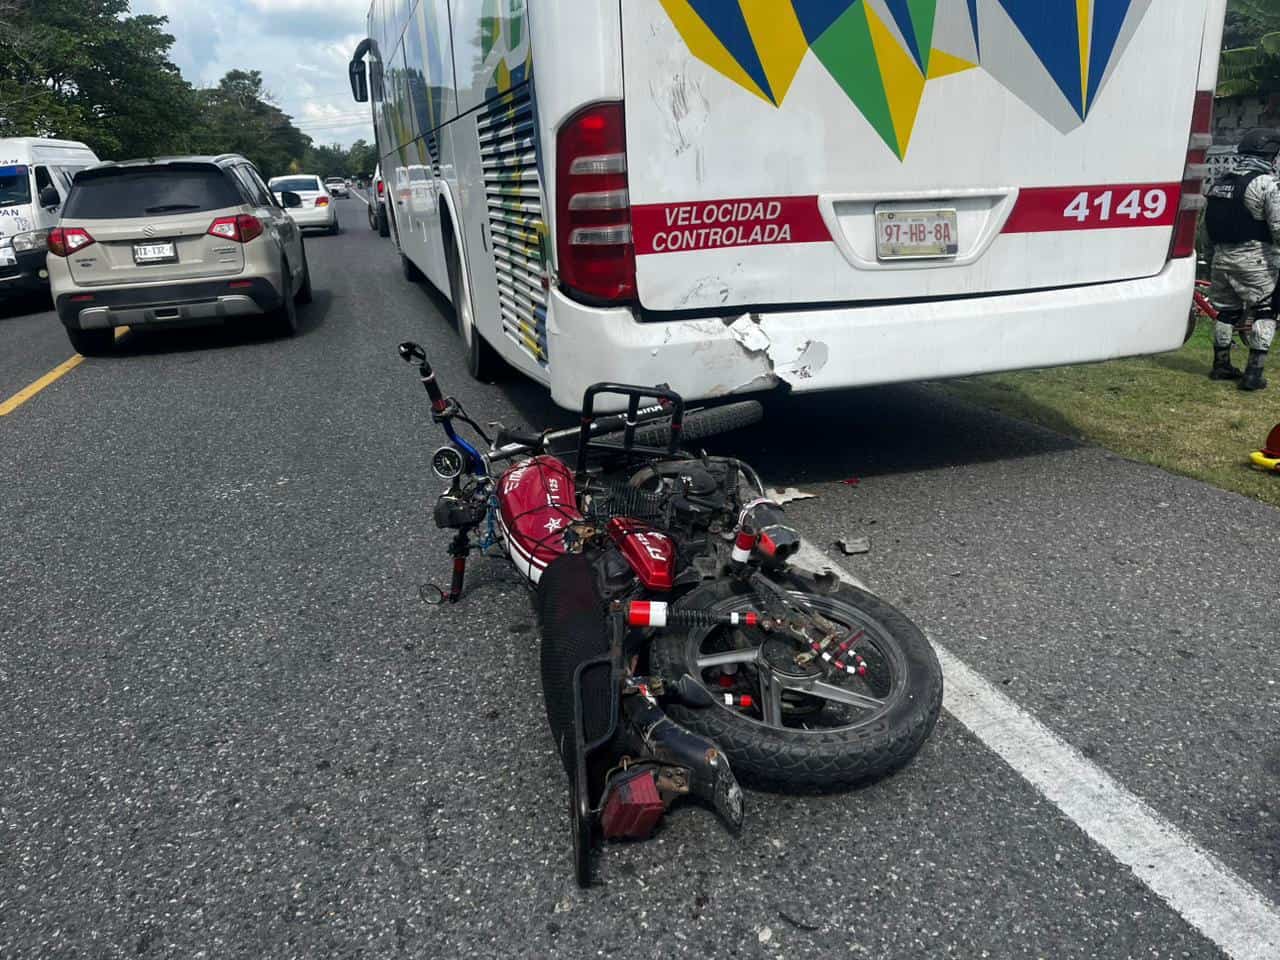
[556,101,636,303]
[600,769,664,840]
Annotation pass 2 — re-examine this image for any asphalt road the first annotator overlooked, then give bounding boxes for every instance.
[0,197,1274,958]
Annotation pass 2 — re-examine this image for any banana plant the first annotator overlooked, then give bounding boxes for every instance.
[1218,31,1280,97]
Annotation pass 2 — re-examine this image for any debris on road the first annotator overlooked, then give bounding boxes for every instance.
[840,476,861,486]
[765,487,817,505]
[835,536,871,556]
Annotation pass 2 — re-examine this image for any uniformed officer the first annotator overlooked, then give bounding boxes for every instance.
[1204,127,1280,391]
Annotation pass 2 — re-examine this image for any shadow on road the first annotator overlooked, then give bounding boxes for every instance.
[0,290,52,321]
[498,372,1078,485]
[111,287,334,357]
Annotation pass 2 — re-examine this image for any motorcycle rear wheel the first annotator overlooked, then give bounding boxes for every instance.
[649,572,942,791]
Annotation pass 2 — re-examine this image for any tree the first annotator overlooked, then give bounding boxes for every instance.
[346,139,376,178]
[1219,37,1280,97]
[0,0,195,158]
[187,70,311,179]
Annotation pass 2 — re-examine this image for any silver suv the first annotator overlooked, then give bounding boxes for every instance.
[48,154,312,356]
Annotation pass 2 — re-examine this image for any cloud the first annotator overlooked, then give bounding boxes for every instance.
[132,0,373,147]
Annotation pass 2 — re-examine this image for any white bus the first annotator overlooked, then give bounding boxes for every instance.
[350,1,1227,410]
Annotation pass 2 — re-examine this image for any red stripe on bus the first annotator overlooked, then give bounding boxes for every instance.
[1003,183,1181,234]
[631,196,830,255]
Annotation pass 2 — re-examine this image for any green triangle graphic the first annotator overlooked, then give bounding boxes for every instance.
[811,2,900,158]
[907,0,937,74]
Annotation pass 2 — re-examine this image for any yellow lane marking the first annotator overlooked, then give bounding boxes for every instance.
[0,326,130,417]
[0,353,85,417]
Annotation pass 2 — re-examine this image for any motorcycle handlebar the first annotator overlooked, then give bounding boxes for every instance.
[398,341,446,413]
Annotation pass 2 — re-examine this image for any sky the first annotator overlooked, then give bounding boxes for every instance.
[132,0,375,149]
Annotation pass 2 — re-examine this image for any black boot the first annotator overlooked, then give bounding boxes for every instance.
[1210,345,1243,380]
[1239,350,1269,391]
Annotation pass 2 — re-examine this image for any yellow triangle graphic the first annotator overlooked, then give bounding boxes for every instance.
[659,0,771,104]
[864,3,926,157]
[928,47,977,80]
[741,0,809,106]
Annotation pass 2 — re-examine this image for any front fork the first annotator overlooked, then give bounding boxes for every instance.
[447,529,469,603]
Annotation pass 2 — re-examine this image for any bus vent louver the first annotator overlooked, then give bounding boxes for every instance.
[477,86,548,367]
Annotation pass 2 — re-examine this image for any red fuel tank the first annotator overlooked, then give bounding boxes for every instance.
[498,456,583,583]
[607,518,676,592]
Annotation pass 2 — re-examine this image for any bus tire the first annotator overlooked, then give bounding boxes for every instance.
[401,253,423,282]
[444,220,505,382]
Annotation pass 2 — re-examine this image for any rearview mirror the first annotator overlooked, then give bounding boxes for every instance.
[38,185,60,208]
[349,58,369,103]
[280,190,302,209]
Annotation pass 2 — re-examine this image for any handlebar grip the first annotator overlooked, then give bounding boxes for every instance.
[419,363,447,413]
[495,426,544,449]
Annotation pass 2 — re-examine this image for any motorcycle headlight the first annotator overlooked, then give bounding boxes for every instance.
[11,231,47,254]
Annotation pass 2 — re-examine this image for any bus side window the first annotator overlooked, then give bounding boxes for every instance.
[33,165,61,207]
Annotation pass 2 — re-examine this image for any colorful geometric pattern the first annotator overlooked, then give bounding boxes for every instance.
[658,0,1154,159]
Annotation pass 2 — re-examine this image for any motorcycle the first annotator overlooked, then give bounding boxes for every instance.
[1251,422,1280,472]
[399,342,944,885]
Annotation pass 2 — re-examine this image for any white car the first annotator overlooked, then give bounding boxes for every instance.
[268,174,338,234]
[324,176,349,198]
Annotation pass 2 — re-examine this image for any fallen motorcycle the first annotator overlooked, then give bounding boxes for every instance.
[399,342,943,885]
[1251,422,1280,472]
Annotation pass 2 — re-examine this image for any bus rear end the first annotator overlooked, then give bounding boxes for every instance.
[540,0,1226,408]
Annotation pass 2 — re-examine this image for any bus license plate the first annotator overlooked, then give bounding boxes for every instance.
[875,209,959,260]
[134,241,176,264]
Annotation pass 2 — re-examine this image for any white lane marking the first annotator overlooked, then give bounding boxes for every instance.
[809,550,1280,960]
[350,191,370,207]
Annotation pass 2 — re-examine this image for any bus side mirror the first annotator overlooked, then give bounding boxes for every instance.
[349,59,368,103]
[38,185,60,208]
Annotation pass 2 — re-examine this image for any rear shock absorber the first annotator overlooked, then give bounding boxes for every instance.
[626,601,760,629]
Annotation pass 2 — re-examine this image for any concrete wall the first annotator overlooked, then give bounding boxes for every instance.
[1214,94,1280,144]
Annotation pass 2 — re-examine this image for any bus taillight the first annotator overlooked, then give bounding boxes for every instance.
[1171,90,1213,260]
[556,102,636,303]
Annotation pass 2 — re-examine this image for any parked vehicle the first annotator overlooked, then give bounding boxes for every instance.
[324,176,349,198]
[367,164,388,237]
[267,175,339,234]
[352,2,1229,407]
[48,155,312,355]
[0,138,100,297]
[397,340,943,885]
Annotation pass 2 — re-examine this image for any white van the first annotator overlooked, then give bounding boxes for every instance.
[0,138,101,296]
[352,2,1227,409]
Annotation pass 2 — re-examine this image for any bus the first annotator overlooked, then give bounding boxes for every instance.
[349,1,1228,410]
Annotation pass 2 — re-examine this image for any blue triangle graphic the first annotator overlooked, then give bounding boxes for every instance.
[791,0,859,44]
[687,0,775,102]
[996,0,1083,117]
[1086,0,1133,112]
[884,0,926,69]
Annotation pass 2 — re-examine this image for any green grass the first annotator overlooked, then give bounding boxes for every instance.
[937,320,1280,508]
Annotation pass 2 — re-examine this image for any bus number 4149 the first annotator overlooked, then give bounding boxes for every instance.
[1063,188,1169,224]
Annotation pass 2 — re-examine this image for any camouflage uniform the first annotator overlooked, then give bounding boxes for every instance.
[1206,153,1280,387]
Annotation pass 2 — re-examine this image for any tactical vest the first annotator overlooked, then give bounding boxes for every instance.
[1205,170,1273,244]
